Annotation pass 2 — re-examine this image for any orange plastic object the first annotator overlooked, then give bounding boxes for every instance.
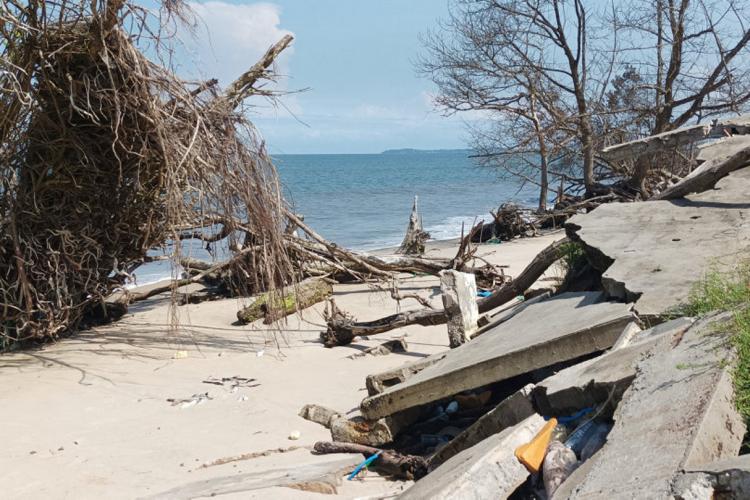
[514,418,558,474]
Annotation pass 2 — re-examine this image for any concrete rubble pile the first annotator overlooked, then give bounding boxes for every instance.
[299,126,750,499]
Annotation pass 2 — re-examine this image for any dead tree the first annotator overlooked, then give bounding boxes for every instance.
[321,237,570,347]
[606,0,750,195]
[420,0,606,197]
[397,196,429,255]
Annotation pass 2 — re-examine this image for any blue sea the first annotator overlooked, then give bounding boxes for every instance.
[276,150,537,250]
[133,150,537,285]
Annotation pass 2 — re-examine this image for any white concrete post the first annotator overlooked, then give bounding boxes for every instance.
[439,270,479,348]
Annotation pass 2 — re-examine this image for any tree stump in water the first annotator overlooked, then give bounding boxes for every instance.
[397,196,430,255]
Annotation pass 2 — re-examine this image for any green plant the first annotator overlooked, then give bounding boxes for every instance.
[677,263,750,420]
[557,241,587,273]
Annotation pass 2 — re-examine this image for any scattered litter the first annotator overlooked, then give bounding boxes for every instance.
[167,393,212,409]
[347,451,382,480]
[554,406,595,425]
[543,440,578,497]
[256,350,265,358]
[445,401,459,414]
[288,430,301,440]
[173,350,188,359]
[237,395,248,402]
[454,390,491,409]
[579,421,612,461]
[202,376,260,391]
[477,290,492,297]
[515,417,557,474]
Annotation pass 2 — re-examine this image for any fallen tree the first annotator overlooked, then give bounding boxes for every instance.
[0,0,296,345]
[320,237,570,347]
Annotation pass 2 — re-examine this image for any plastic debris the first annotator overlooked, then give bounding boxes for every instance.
[445,401,459,414]
[454,390,492,409]
[543,440,579,497]
[167,392,212,409]
[580,421,612,461]
[515,417,557,473]
[565,419,595,457]
[288,430,301,440]
[347,451,382,480]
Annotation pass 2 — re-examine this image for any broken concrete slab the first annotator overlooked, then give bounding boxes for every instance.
[697,135,750,164]
[399,415,545,500]
[145,456,360,499]
[673,454,750,500]
[532,317,694,416]
[429,384,535,468]
[601,114,750,162]
[610,320,642,350]
[567,166,750,317]
[440,270,480,348]
[558,312,746,499]
[361,292,633,420]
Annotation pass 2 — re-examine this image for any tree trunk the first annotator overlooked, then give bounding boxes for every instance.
[321,238,569,346]
[312,441,428,480]
[237,277,333,324]
[397,195,429,255]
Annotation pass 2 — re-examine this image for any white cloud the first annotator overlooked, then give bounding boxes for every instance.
[180,2,294,92]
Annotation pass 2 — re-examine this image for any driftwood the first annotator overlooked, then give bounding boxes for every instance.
[237,277,333,324]
[320,299,447,347]
[652,142,750,200]
[312,441,428,480]
[397,196,429,255]
[320,237,570,346]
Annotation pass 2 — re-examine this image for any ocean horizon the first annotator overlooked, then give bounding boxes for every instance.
[275,149,537,251]
[132,149,537,285]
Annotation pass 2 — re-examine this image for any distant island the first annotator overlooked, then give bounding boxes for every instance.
[380,148,473,155]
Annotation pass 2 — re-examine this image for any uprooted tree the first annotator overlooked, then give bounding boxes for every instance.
[0,0,296,345]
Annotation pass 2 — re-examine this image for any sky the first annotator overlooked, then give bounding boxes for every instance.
[175,0,469,154]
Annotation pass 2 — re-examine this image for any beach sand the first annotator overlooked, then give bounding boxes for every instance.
[0,233,563,499]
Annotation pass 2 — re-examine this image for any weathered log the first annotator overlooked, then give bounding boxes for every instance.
[397,196,429,255]
[312,441,428,480]
[320,238,569,346]
[320,298,448,347]
[476,237,569,311]
[237,277,333,324]
[652,142,750,200]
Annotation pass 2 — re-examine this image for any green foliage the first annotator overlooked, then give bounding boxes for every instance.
[678,263,750,421]
[557,241,587,272]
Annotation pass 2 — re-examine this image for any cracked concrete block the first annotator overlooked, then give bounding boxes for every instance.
[558,313,746,499]
[440,270,480,348]
[399,415,545,500]
[362,292,633,420]
[674,454,750,500]
[430,384,535,467]
[566,166,750,318]
[532,317,694,416]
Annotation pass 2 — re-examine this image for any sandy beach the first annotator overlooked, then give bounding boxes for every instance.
[0,233,563,499]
